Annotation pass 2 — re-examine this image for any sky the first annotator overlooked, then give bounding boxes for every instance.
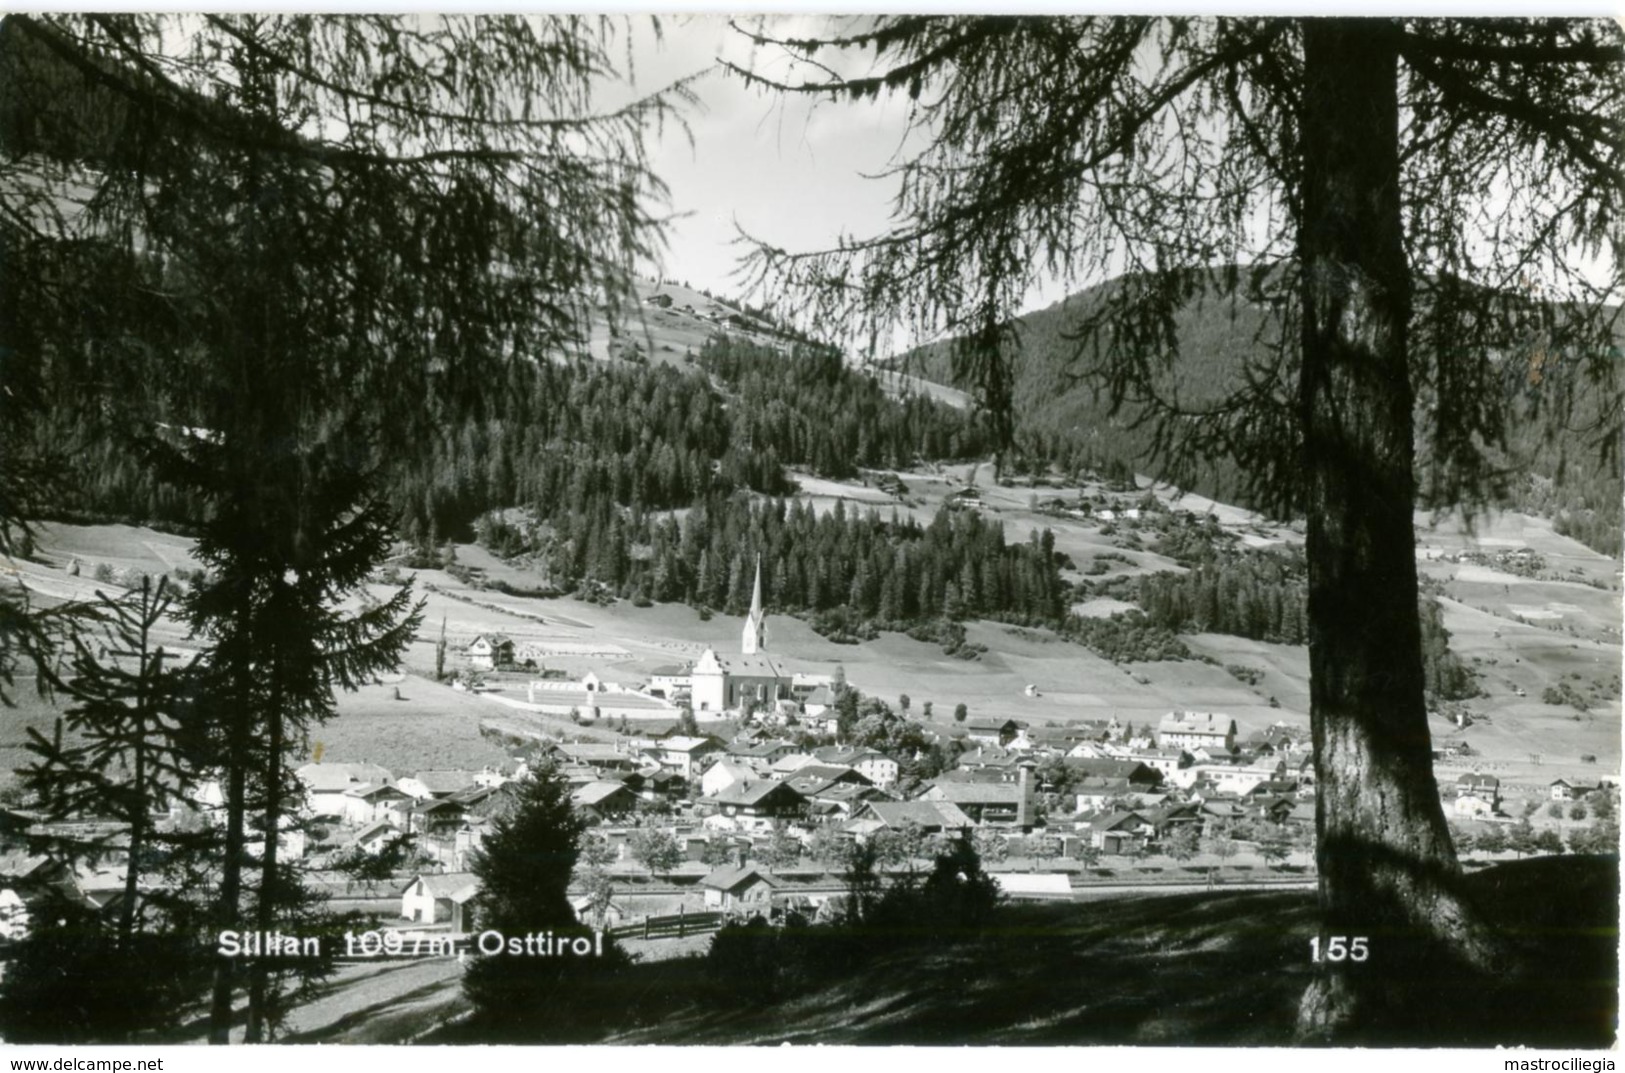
[618,13,1621,352]
[622,15,917,304]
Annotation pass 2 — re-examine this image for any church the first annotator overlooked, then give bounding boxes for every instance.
[689,557,797,714]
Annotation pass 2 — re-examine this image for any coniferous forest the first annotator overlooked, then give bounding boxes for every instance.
[15,331,1059,633]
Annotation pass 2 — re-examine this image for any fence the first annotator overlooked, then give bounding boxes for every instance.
[608,909,724,942]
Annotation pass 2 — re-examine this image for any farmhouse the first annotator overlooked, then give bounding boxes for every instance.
[1157,711,1238,752]
[408,797,467,835]
[963,717,1023,747]
[704,779,806,827]
[1456,772,1501,811]
[571,781,638,821]
[1550,779,1601,802]
[466,634,514,671]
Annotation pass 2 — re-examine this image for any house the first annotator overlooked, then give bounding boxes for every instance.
[963,717,1022,748]
[769,752,822,778]
[1184,763,1281,797]
[472,758,528,788]
[647,735,723,780]
[351,820,404,855]
[72,863,135,913]
[699,865,779,914]
[0,853,72,939]
[701,759,756,798]
[1157,711,1238,753]
[1086,811,1155,854]
[571,781,638,821]
[570,892,629,929]
[1147,801,1205,837]
[724,738,799,773]
[340,782,415,826]
[785,764,874,797]
[466,634,514,671]
[295,762,395,816]
[408,798,467,836]
[621,769,688,802]
[954,745,1021,776]
[1124,748,1194,781]
[921,778,1032,829]
[813,746,900,789]
[1063,757,1164,789]
[0,887,30,940]
[1550,779,1601,802]
[552,743,637,772]
[400,872,479,928]
[1456,773,1501,810]
[800,684,836,717]
[804,782,889,819]
[704,779,806,828]
[1073,777,1136,812]
[1254,795,1298,825]
[849,799,974,840]
[397,770,478,801]
[646,663,692,701]
[1027,725,1110,752]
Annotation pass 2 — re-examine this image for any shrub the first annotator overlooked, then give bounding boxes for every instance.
[1225,663,1264,686]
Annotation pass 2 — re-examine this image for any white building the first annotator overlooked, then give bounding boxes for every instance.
[1157,711,1237,753]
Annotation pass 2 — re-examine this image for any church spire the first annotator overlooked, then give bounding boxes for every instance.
[742,554,766,654]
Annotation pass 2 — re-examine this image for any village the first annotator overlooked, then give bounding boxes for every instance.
[4,557,1613,957]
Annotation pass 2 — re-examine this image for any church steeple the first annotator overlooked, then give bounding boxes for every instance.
[742,554,766,654]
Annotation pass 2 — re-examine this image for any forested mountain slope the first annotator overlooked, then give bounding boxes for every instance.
[890,272,1622,556]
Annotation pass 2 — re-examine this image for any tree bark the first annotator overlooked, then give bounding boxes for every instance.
[1295,17,1500,1042]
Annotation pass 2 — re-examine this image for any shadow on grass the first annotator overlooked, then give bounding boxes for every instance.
[429,855,1616,1047]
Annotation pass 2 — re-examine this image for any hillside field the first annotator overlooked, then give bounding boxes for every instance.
[4,476,1619,797]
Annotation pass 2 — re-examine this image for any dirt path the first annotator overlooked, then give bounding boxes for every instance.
[279,958,468,1043]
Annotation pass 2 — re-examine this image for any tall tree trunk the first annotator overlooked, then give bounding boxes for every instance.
[208,756,246,1043]
[244,686,283,1044]
[1295,18,1500,1041]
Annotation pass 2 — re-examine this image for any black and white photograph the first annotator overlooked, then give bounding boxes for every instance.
[0,9,1619,1053]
